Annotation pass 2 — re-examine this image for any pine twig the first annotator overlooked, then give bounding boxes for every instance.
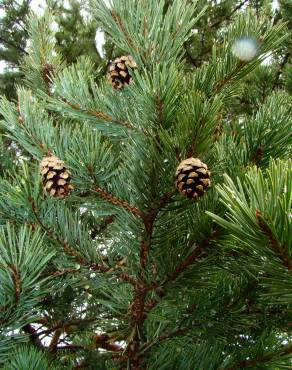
[169,229,219,281]
[95,334,123,352]
[63,99,134,129]
[208,0,249,30]
[49,329,62,353]
[145,229,219,312]
[226,343,292,370]
[36,317,98,337]
[10,265,21,305]
[110,11,135,51]
[50,268,81,277]
[92,186,143,218]
[272,52,290,90]
[29,198,135,284]
[159,328,191,343]
[213,61,247,93]
[123,192,174,368]
[23,324,44,349]
[256,210,291,270]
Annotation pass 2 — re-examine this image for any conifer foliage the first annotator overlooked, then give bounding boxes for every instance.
[0,1,291,369]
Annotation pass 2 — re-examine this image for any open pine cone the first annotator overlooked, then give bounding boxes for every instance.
[175,157,211,199]
[40,154,73,198]
[108,55,137,89]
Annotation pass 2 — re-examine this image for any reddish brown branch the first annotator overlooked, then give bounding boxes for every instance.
[95,334,123,352]
[29,198,135,285]
[145,230,219,313]
[10,265,21,304]
[213,61,247,93]
[170,230,219,281]
[90,215,115,239]
[122,192,174,368]
[226,343,292,370]
[56,344,85,351]
[50,268,81,277]
[23,324,44,348]
[148,327,192,345]
[111,11,135,51]
[250,146,264,165]
[256,210,291,270]
[63,100,133,129]
[36,317,98,337]
[92,186,143,218]
[49,329,62,353]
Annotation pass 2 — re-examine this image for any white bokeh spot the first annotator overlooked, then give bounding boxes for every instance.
[232,37,258,61]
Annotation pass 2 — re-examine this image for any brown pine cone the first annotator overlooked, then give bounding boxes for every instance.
[108,55,137,89]
[175,157,211,199]
[40,154,73,198]
[42,62,55,86]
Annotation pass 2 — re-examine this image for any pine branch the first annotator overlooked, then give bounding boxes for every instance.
[56,344,85,351]
[145,229,219,312]
[169,229,219,282]
[90,215,115,239]
[226,343,292,370]
[22,324,44,349]
[110,10,139,59]
[36,317,98,337]
[155,327,191,343]
[50,267,81,277]
[256,210,291,270]
[213,61,247,93]
[208,0,249,30]
[17,106,47,152]
[92,186,143,218]
[10,264,21,305]
[123,192,174,368]
[54,336,123,353]
[48,329,62,354]
[0,36,28,55]
[272,52,290,90]
[184,0,249,67]
[29,198,136,285]
[95,334,123,352]
[63,99,134,129]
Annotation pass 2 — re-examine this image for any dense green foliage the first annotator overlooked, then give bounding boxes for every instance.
[0,0,291,369]
[0,0,29,100]
[0,0,101,100]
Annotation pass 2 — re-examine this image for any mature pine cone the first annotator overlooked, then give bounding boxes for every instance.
[40,154,73,198]
[175,157,211,199]
[108,55,137,89]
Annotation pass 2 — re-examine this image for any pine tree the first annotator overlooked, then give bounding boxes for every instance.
[0,1,291,369]
[0,0,29,100]
[0,0,102,100]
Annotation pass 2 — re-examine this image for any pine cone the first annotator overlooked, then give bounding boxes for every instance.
[108,55,137,89]
[42,62,55,86]
[175,158,211,199]
[40,154,73,198]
